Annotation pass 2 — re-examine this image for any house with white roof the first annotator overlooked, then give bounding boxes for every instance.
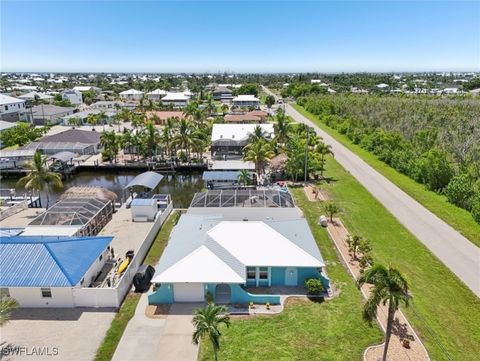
[119,89,144,101]
[232,94,260,109]
[148,213,328,304]
[147,89,167,100]
[161,92,190,107]
[18,92,54,103]
[73,86,101,93]
[0,94,26,122]
[211,123,274,159]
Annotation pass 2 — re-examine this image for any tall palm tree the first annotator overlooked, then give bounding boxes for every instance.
[204,96,216,116]
[87,113,99,129]
[143,121,160,157]
[100,130,120,163]
[243,140,274,176]
[121,129,135,160]
[316,142,334,177]
[357,264,410,361]
[0,296,18,326]
[192,304,231,361]
[17,151,63,208]
[274,109,292,147]
[247,125,268,144]
[173,118,195,160]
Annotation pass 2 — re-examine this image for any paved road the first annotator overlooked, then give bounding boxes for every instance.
[263,87,480,297]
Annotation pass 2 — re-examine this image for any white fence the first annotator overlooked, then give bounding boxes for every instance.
[72,203,173,308]
[0,200,28,221]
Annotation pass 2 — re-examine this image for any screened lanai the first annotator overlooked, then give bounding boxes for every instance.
[190,189,295,208]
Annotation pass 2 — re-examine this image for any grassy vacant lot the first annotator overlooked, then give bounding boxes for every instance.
[292,103,480,247]
[94,212,177,361]
[311,157,480,361]
[199,199,383,360]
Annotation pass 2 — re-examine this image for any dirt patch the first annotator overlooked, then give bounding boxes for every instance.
[145,304,171,319]
[304,184,330,202]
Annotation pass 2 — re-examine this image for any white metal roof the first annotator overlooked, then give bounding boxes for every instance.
[162,92,189,101]
[120,89,143,95]
[18,92,54,100]
[207,221,323,267]
[152,246,244,283]
[0,120,17,132]
[233,94,259,102]
[211,123,274,142]
[0,94,25,105]
[147,89,167,95]
[21,226,81,236]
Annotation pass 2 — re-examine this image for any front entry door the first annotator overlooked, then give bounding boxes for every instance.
[285,267,298,286]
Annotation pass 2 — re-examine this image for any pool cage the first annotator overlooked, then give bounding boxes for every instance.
[190,190,295,208]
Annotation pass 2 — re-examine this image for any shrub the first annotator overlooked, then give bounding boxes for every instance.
[305,278,324,295]
[445,174,475,210]
[471,195,480,224]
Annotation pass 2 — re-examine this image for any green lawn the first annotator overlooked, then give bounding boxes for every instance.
[199,194,383,360]
[310,157,480,361]
[94,212,178,361]
[292,103,480,247]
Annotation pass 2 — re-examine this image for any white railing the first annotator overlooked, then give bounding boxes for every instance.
[0,200,28,221]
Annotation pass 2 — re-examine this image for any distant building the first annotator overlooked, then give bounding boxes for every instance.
[62,89,83,105]
[30,104,75,125]
[0,94,26,122]
[232,95,260,109]
[91,101,125,110]
[119,89,144,101]
[212,87,233,102]
[18,92,54,103]
[72,86,102,94]
[146,111,186,125]
[147,89,167,100]
[161,92,190,108]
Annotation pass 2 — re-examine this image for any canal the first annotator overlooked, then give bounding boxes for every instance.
[0,171,205,208]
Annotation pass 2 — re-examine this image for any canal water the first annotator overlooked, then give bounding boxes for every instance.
[0,171,205,208]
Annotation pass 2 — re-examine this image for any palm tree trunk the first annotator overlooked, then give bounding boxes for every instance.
[212,344,218,361]
[382,302,396,361]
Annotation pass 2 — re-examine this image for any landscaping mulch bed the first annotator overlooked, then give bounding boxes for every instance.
[145,304,171,319]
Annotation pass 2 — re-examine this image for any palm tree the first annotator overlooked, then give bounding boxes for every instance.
[243,140,274,176]
[357,264,410,361]
[143,121,160,157]
[192,304,231,361]
[87,113,99,129]
[121,129,135,161]
[0,296,18,326]
[237,169,251,187]
[247,125,268,144]
[173,118,195,160]
[17,151,63,208]
[274,109,292,147]
[316,142,334,177]
[204,96,216,116]
[100,130,120,163]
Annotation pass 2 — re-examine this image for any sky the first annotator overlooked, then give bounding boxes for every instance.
[1,0,479,73]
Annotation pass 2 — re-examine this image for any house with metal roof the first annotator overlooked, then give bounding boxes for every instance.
[232,94,260,109]
[0,234,113,307]
[148,214,328,304]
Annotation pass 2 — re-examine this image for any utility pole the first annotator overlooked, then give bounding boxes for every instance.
[304,128,310,183]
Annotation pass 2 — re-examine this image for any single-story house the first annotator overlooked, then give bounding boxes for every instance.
[146,111,185,125]
[232,95,260,109]
[120,89,144,101]
[211,123,274,159]
[62,109,117,125]
[224,114,262,123]
[0,232,114,308]
[148,214,327,304]
[29,104,75,125]
[31,128,102,154]
[160,92,190,108]
[18,92,54,103]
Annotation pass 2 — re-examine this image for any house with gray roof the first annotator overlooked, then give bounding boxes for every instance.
[30,104,75,125]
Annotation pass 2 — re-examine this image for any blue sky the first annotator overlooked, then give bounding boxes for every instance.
[1,1,479,72]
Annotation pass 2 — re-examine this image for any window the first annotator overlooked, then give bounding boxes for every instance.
[0,288,10,297]
[247,267,256,280]
[5,105,8,111]
[99,254,103,262]
[259,267,268,280]
[41,288,52,298]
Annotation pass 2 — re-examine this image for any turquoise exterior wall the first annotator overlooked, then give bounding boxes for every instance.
[148,283,174,304]
[271,267,286,285]
[230,284,280,305]
[298,267,321,285]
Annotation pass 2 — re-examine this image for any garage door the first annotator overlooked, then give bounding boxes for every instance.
[173,283,204,302]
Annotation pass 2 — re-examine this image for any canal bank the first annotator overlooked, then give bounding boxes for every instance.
[0,170,205,208]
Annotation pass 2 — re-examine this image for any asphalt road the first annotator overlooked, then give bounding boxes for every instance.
[263,87,480,297]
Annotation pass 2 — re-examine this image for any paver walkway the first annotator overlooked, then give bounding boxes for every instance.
[327,218,429,361]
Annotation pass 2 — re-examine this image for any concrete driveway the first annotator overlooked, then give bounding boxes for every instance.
[263,85,480,296]
[112,297,199,361]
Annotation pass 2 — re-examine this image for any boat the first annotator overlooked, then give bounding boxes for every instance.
[117,258,130,274]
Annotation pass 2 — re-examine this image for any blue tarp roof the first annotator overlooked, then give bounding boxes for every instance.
[202,171,243,181]
[124,171,164,190]
[0,235,113,287]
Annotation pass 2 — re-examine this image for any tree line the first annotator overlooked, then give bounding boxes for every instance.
[298,94,480,223]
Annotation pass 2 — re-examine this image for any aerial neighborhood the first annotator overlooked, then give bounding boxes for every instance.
[1,2,479,361]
